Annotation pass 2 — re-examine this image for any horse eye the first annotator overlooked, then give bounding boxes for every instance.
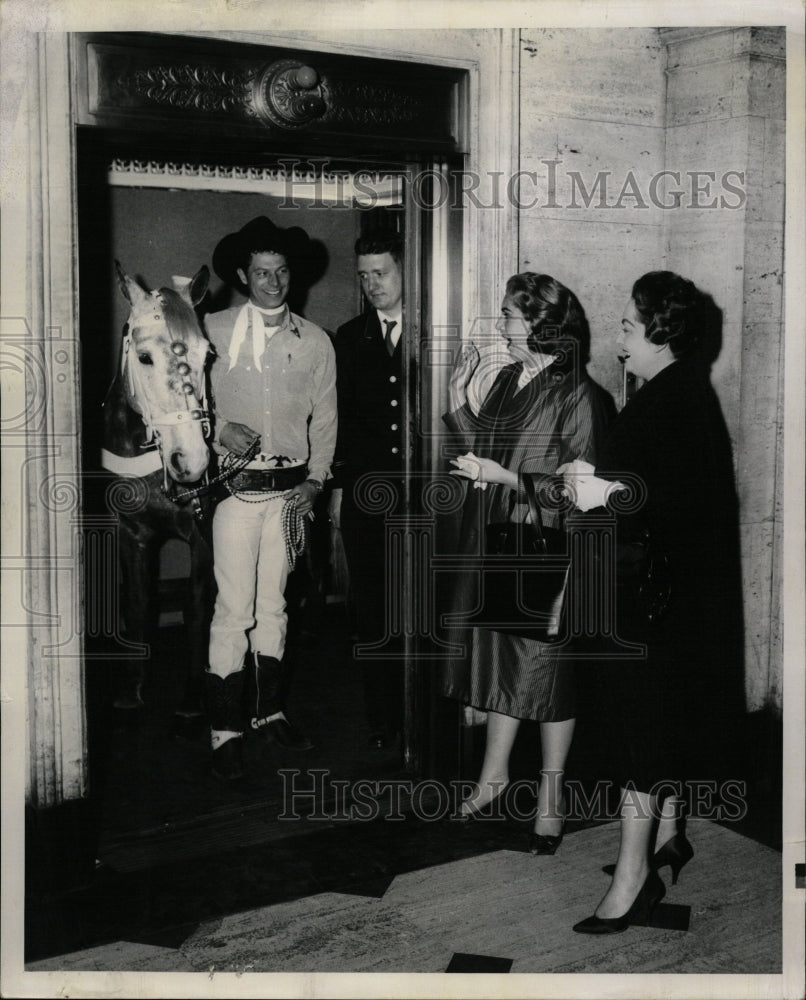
[137,353,153,366]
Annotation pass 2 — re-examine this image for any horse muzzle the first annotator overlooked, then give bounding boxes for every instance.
[168,448,209,482]
[163,431,210,481]
[152,406,211,483]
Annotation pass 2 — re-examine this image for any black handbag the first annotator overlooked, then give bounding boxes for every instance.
[615,524,672,629]
[460,475,570,641]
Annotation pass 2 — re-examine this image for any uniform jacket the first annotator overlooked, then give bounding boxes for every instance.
[333,310,404,491]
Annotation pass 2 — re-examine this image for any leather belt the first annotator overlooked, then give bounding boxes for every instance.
[230,465,308,492]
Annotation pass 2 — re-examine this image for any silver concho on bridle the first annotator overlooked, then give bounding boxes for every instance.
[122,290,212,496]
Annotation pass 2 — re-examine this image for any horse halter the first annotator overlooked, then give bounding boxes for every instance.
[121,291,211,491]
[122,295,211,434]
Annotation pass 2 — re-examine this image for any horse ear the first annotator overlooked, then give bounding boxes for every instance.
[171,275,192,300]
[188,265,210,307]
[173,266,209,308]
[115,261,151,310]
[115,260,132,303]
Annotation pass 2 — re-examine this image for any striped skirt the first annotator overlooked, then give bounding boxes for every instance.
[441,626,575,722]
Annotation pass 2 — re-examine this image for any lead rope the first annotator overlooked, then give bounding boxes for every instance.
[170,438,261,505]
[281,493,308,571]
[223,472,308,570]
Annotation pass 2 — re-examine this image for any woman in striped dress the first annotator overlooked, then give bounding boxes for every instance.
[444,272,614,851]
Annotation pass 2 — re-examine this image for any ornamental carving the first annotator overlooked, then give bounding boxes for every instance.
[321,79,425,126]
[118,60,427,128]
[83,36,460,150]
[122,64,251,116]
[250,59,326,128]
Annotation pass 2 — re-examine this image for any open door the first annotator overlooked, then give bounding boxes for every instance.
[68,31,470,854]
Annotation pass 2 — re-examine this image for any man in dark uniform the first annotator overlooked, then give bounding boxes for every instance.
[331,232,404,749]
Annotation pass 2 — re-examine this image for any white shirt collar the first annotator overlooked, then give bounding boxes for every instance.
[377,309,402,326]
[377,310,402,349]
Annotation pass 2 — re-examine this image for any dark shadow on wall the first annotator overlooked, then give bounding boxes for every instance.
[693,290,724,372]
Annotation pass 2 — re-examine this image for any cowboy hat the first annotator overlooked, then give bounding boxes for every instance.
[212,216,312,289]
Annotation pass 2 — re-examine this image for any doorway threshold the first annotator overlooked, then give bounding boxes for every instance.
[100,763,414,874]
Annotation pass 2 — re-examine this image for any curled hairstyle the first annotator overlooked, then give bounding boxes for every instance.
[631,271,703,358]
[238,242,291,276]
[354,231,404,267]
[505,272,590,369]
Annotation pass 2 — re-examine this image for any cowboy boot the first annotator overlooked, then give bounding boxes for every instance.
[205,670,244,780]
[250,652,315,751]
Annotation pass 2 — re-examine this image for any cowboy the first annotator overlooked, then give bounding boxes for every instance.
[331,231,405,750]
[204,216,336,780]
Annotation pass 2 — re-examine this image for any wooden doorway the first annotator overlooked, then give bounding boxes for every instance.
[72,32,468,852]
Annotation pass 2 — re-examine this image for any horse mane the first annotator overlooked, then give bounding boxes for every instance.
[155,286,204,344]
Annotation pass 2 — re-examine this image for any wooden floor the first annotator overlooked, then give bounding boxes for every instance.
[28,819,780,976]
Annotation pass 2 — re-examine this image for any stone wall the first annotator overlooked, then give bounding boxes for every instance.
[662,27,786,712]
[518,28,667,403]
[518,26,786,713]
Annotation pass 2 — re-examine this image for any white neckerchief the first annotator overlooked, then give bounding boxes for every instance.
[377,310,403,350]
[516,351,554,390]
[227,302,286,372]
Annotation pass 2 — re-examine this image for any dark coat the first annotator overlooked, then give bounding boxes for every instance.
[333,310,406,730]
[333,311,403,496]
[440,358,616,721]
[445,359,616,559]
[581,359,745,792]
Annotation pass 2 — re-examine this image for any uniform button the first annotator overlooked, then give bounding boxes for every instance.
[391,447,399,454]
[391,423,398,431]
[391,399,398,407]
[389,375,397,383]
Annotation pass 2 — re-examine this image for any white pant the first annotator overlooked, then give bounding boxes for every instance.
[208,494,290,678]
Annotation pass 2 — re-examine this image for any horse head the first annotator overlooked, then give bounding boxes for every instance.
[115,261,212,484]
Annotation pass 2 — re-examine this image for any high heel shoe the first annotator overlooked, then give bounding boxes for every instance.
[573,869,666,934]
[528,819,565,856]
[602,833,694,884]
[529,776,565,855]
[652,833,694,884]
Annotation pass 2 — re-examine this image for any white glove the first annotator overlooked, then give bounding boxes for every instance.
[450,452,488,490]
[557,459,626,512]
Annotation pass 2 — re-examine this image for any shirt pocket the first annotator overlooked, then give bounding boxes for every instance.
[280,370,312,406]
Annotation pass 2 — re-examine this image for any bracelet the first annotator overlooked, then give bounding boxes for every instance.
[305,478,324,493]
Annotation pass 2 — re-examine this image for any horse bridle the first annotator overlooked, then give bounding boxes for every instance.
[122,298,262,512]
[123,326,211,435]
[122,296,212,498]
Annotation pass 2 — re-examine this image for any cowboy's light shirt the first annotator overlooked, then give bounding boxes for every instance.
[206,304,337,484]
[226,302,286,371]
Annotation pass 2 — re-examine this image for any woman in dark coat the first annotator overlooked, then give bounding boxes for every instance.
[561,271,742,932]
[445,273,614,850]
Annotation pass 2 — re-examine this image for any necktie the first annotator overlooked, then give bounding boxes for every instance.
[384,319,398,356]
